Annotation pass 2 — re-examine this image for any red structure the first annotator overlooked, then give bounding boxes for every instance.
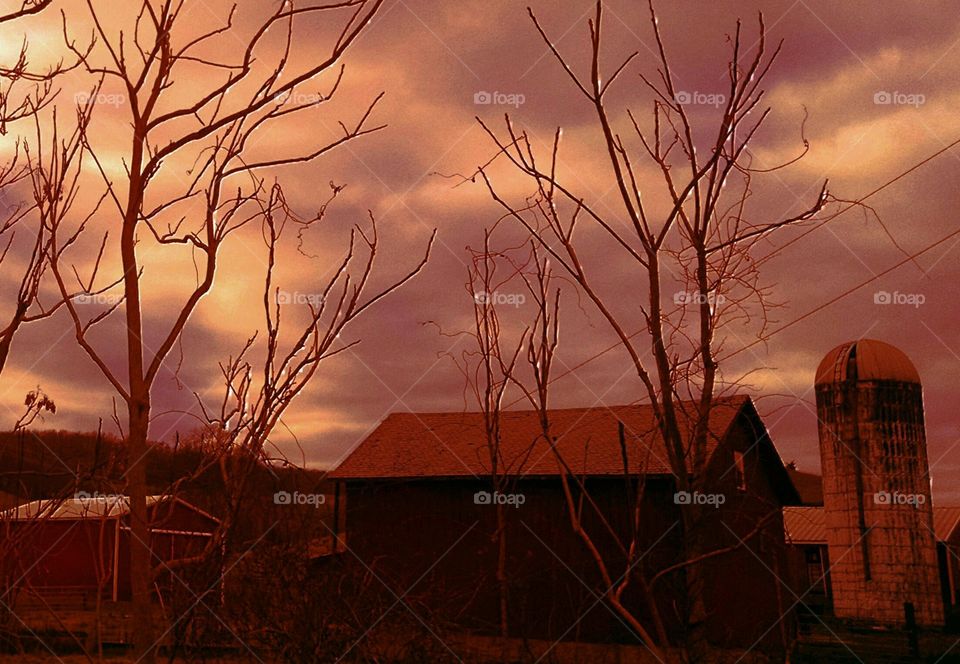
[1,494,219,601]
[329,396,802,654]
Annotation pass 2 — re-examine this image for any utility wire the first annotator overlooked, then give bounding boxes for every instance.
[511,133,960,397]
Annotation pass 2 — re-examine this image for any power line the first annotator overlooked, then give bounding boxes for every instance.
[722,224,960,361]
[755,133,960,268]
[515,134,960,395]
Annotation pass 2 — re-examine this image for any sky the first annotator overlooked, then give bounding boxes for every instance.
[2,0,960,500]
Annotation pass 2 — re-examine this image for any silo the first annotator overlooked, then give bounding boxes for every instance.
[814,339,943,626]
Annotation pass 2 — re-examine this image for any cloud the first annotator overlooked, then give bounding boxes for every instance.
[2,0,960,504]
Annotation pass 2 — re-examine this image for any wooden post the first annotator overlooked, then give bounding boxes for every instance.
[905,601,919,657]
[947,545,958,606]
[112,517,120,602]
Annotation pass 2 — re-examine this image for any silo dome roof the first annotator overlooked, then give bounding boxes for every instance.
[815,339,921,386]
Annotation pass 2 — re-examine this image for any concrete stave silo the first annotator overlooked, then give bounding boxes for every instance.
[814,339,943,626]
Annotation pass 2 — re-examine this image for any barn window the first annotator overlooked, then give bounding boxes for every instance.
[733,451,747,492]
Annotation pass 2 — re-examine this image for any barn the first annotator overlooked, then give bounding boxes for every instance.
[0,493,219,603]
[328,395,803,654]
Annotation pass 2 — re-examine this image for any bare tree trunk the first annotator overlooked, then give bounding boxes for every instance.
[0,306,25,376]
[680,509,708,662]
[495,500,509,637]
[127,406,154,661]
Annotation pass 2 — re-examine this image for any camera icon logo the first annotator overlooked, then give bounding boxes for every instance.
[473,490,492,505]
[674,491,692,505]
[274,491,292,505]
[474,91,492,105]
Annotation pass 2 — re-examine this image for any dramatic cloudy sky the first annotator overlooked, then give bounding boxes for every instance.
[2,1,960,500]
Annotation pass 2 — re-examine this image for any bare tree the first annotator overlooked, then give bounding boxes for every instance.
[161,181,432,585]
[453,231,530,638]
[0,0,68,130]
[39,0,419,659]
[0,149,45,376]
[454,237,675,657]
[0,0,80,380]
[473,1,831,660]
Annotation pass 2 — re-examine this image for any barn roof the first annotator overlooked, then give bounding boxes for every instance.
[782,506,826,545]
[934,506,960,543]
[0,494,219,524]
[783,505,960,544]
[330,395,771,481]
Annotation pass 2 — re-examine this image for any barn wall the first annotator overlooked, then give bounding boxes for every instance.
[700,415,800,653]
[340,416,795,654]
[3,503,216,601]
[7,520,117,595]
[341,476,682,644]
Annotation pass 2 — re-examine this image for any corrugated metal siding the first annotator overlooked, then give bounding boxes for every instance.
[933,505,960,543]
[784,505,960,544]
[783,506,826,544]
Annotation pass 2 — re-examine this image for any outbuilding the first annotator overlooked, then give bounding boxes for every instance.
[1,493,219,602]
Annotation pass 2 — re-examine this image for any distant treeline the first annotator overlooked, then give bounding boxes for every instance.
[0,429,332,521]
